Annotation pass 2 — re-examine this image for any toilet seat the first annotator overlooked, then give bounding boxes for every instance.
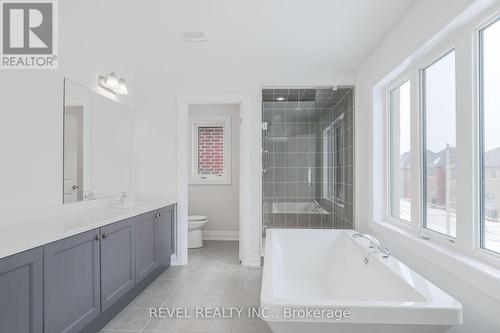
[189,215,207,222]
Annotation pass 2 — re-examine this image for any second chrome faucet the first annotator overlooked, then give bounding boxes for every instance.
[352,233,391,258]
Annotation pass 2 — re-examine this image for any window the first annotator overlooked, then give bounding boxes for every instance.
[480,18,500,254]
[190,117,231,184]
[323,114,345,203]
[389,80,412,222]
[422,50,457,237]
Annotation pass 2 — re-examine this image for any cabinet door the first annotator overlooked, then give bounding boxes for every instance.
[101,218,135,312]
[0,248,43,333]
[44,229,100,333]
[135,211,159,282]
[158,205,175,265]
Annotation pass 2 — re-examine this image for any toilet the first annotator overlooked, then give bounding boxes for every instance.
[188,215,208,248]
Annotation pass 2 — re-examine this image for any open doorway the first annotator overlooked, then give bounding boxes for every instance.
[186,104,240,263]
[177,93,258,267]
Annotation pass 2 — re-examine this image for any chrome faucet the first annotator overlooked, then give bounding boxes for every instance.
[117,191,130,205]
[352,233,391,258]
[313,200,321,213]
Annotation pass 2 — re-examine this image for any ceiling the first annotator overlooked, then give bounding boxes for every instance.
[64,0,415,74]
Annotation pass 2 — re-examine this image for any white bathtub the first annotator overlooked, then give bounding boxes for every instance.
[261,229,462,333]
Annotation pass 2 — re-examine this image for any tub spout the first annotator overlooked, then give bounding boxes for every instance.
[352,233,390,258]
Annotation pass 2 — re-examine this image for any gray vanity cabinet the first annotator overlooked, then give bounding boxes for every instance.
[158,205,175,265]
[135,211,159,282]
[100,218,136,312]
[44,229,101,333]
[0,248,43,333]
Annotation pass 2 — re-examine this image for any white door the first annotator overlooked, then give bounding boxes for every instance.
[63,107,83,203]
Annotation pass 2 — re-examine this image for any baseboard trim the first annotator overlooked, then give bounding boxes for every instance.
[202,230,239,241]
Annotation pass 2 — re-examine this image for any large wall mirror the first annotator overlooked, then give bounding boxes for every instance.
[63,78,134,204]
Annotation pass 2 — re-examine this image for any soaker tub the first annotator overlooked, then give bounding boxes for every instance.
[260,229,462,333]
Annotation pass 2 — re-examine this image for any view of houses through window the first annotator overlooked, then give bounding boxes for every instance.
[480,18,500,254]
[389,80,412,222]
[422,51,457,238]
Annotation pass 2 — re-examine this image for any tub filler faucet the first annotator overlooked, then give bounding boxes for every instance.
[352,233,391,258]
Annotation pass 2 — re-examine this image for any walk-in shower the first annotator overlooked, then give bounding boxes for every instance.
[262,87,354,237]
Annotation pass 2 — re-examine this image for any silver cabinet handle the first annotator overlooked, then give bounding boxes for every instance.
[102,233,108,239]
[95,234,101,241]
[72,185,79,190]
[156,212,160,218]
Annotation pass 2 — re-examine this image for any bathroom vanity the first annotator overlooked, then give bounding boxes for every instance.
[0,196,177,333]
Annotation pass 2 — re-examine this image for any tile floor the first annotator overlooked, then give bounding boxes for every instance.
[100,241,271,333]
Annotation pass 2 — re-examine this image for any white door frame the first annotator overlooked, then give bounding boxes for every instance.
[177,93,261,267]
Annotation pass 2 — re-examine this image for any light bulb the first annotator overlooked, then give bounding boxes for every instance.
[106,72,119,89]
[116,79,129,95]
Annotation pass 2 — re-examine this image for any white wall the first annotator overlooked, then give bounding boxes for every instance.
[356,0,500,332]
[188,104,240,239]
[0,0,137,213]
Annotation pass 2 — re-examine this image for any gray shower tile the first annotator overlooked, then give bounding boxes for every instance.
[345,109,353,129]
[263,201,273,213]
[263,172,272,183]
[322,214,333,229]
[298,215,310,228]
[287,137,298,152]
[345,90,353,110]
[274,153,286,167]
[286,153,298,167]
[310,214,322,228]
[285,124,298,137]
[297,183,310,198]
[273,139,287,152]
[263,109,273,122]
[308,183,317,197]
[270,123,285,137]
[297,168,309,183]
[345,203,353,223]
[274,168,286,182]
[286,183,298,198]
[274,214,286,227]
[263,183,273,198]
[285,109,299,122]
[345,166,353,185]
[345,184,353,205]
[263,213,273,227]
[273,109,285,123]
[285,213,298,228]
[285,168,298,181]
[297,137,310,152]
[321,108,334,123]
[274,183,286,197]
[297,123,310,137]
[297,153,310,167]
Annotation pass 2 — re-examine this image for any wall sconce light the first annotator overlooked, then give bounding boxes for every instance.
[98,72,130,95]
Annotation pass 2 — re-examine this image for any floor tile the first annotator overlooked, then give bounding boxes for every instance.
[104,241,263,333]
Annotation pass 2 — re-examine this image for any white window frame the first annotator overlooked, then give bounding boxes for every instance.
[373,6,500,291]
[478,15,500,257]
[386,77,413,225]
[419,48,458,241]
[189,116,231,185]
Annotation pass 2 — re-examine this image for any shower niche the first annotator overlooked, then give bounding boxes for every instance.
[262,87,354,234]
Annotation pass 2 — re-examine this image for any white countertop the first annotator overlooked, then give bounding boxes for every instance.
[0,194,177,259]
